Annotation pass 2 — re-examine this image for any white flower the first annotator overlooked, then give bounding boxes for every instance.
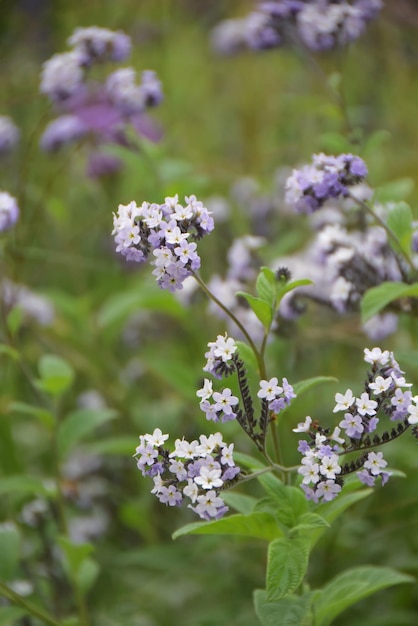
[364,347,390,366]
[194,491,225,518]
[298,460,320,485]
[257,377,283,401]
[368,376,392,395]
[196,379,213,401]
[364,451,387,475]
[356,392,377,416]
[144,428,169,447]
[293,416,312,433]
[194,466,223,490]
[407,402,418,425]
[183,479,198,503]
[333,389,355,412]
[319,454,341,480]
[212,334,237,362]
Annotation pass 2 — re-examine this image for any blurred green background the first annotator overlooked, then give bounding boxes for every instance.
[1,1,418,624]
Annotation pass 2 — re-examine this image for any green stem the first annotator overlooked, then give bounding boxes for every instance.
[348,192,418,279]
[0,581,61,626]
[192,272,266,378]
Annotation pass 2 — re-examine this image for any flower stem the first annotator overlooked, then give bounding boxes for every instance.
[192,272,266,378]
[0,581,61,626]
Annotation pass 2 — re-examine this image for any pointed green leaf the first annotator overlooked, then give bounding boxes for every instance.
[313,566,415,626]
[57,408,118,458]
[221,492,257,515]
[266,537,310,601]
[235,340,259,376]
[58,537,94,580]
[290,512,329,537]
[256,267,277,305]
[76,557,100,594]
[232,452,267,471]
[386,202,413,255]
[8,402,54,429]
[37,355,75,396]
[254,589,313,626]
[361,281,418,322]
[0,475,48,497]
[236,292,272,329]
[173,511,284,541]
[276,279,314,305]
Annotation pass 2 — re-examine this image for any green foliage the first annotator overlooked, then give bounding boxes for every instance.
[361,281,418,322]
[312,566,415,626]
[57,408,119,458]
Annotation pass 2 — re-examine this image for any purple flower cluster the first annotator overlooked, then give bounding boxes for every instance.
[211,1,382,55]
[285,153,368,213]
[112,195,214,291]
[134,428,240,520]
[39,26,163,177]
[0,191,19,232]
[0,116,20,156]
[294,347,415,502]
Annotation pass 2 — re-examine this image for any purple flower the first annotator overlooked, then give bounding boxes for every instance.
[0,116,20,155]
[0,191,19,232]
[40,115,88,152]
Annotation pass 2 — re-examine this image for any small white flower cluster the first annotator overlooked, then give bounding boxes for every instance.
[203,333,238,379]
[294,347,415,501]
[134,429,240,520]
[112,195,214,291]
[257,376,296,414]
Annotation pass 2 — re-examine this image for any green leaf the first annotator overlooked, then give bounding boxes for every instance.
[256,475,308,528]
[374,178,415,203]
[254,589,313,626]
[57,408,118,458]
[386,201,413,255]
[313,566,415,626]
[0,523,20,581]
[360,281,418,322]
[0,475,48,497]
[232,452,267,471]
[235,340,259,375]
[76,557,100,595]
[6,307,23,337]
[173,512,284,542]
[293,376,338,397]
[236,292,272,329]
[256,267,277,305]
[266,537,310,601]
[84,435,138,456]
[221,492,257,515]
[0,607,28,625]
[307,489,373,549]
[290,513,329,537]
[276,279,314,305]
[0,344,20,361]
[8,402,54,429]
[97,284,185,330]
[58,537,94,581]
[37,355,75,396]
